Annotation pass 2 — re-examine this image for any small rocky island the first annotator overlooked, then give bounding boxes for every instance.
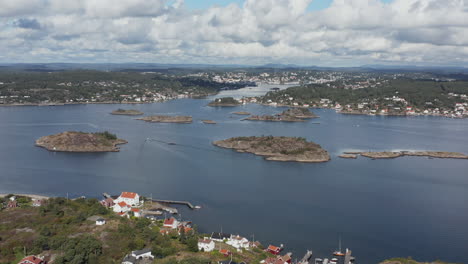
[232,111,251,115]
[137,115,192,123]
[341,151,468,160]
[208,97,241,107]
[36,131,127,152]
[202,120,217,124]
[213,136,330,162]
[244,108,318,122]
[111,109,143,115]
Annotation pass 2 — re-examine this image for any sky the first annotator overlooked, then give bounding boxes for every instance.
[0,0,467,67]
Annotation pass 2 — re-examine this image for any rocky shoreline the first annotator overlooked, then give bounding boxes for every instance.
[213,136,330,163]
[137,115,193,123]
[342,151,468,160]
[35,131,127,152]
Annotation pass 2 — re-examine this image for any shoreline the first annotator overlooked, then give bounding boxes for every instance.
[0,193,51,200]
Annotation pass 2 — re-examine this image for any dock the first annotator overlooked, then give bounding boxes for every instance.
[149,199,200,210]
[298,250,313,264]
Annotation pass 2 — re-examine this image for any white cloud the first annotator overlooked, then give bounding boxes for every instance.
[0,0,468,66]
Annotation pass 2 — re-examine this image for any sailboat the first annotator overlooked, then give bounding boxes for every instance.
[333,237,345,256]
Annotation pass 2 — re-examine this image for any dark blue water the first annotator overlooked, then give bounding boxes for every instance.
[1,98,467,264]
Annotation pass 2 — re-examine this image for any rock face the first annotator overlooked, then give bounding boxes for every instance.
[346,151,468,159]
[244,108,318,122]
[36,131,127,152]
[111,109,143,115]
[137,115,193,123]
[213,136,330,163]
[208,97,241,107]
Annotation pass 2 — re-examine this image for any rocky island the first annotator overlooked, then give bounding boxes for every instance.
[111,109,143,115]
[202,120,217,124]
[213,136,330,162]
[35,131,127,152]
[343,151,468,160]
[244,108,318,122]
[232,111,251,115]
[137,115,192,123]
[208,97,241,107]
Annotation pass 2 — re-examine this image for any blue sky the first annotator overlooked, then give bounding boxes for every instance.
[184,0,395,11]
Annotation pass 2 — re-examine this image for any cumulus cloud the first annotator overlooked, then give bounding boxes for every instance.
[0,0,467,66]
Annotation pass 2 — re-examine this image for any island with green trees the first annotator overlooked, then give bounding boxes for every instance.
[35,131,127,152]
[213,136,330,162]
[111,109,144,115]
[207,97,241,106]
[137,115,193,123]
[244,108,318,122]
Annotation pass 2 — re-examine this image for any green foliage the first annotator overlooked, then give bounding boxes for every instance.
[94,131,117,140]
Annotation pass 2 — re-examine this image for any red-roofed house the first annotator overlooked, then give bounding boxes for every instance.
[131,208,141,217]
[266,245,283,255]
[113,201,131,213]
[163,217,179,229]
[18,255,45,264]
[114,192,140,206]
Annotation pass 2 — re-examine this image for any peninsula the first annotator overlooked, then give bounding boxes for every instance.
[213,136,330,162]
[244,108,318,122]
[344,151,468,160]
[111,109,143,115]
[137,115,193,123]
[35,131,127,152]
[208,97,241,107]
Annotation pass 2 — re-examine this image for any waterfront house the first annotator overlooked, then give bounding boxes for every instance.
[198,238,215,252]
[163,217,179,229]
[19,256,46,264]
[130,208,141,217]
[266,245,283,255]
[211,232,231,242]
[114,192,140,206]
[131,248,154,259]
[100,198,115,208]
[113,201,131,213]
[226,235,250,249]
[96,218,106,226]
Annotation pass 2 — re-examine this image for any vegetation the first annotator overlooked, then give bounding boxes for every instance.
[261,79,468,111]
[0,70,248,105]
[208,97,240,106]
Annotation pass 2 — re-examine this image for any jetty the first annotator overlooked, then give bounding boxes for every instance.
[298,250,313,264]
[150,199,200,210]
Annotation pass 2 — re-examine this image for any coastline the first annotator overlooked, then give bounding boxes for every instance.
[0,193,51,200]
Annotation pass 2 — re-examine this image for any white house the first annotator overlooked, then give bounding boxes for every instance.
[226,235,250,249]
[130,208,141,217]
[163,217,179,229]
[96,218,106,226]
[198,238,215,252]
[113,201,131,213]
[114,192,140,206]
[131,248,154,259]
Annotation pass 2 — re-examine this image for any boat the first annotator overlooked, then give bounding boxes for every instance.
[314,258,323,264]
[333,237,345,256]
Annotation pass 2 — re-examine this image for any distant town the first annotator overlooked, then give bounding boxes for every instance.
[1,67,467,118]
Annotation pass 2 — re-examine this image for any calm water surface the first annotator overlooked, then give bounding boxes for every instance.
[1,90,467,263]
